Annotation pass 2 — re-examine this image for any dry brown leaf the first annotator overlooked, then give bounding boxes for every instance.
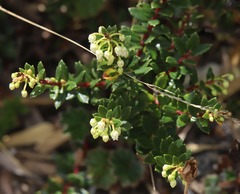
[0,147,32,177]
[23,160,56,176]
[3,122,70,154]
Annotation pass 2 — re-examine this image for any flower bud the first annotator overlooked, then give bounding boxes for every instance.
[14,82,20,88]
[29,80,36,88]
[90,43,98,53]
[11,72,18,79]
[114,46,121,56]
[170,180,177,188]
[98,26,104,33]
[117,59,124,68]
[119,34,125,42]
[168,174,175,181]
[26,69,33,76]
[90,127,96,135]
[104,51,111,60]
[110,130,119,141]
[161,170,167,178]
[118,67,123,75]
[163,164,172,171]
[122,47,129,58]
[9,83,15,90]
[88,34,96,43]
[209,114,214,122]
[107,54,115,65]
[21,90,28,98]
[102,135,109,142]
[90,118,97,127]
[98,120,106,131]
[96,50,103,61]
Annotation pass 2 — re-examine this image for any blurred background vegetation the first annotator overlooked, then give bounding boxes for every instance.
[0,0,240,194]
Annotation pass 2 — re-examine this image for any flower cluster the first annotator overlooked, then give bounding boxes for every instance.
[9,68,38,98]
[161,164,179,188]
[88,26,129,77]
[89,117,122,142]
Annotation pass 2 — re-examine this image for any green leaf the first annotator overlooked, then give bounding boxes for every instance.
[162,105,177,114]
[144,152,155,164]
[206,67,215,80]
[160,136,174,154]
[106,109,113,119]
[112,106,121,118]
[55,60,69,81]
[38,69,46,80]
[182,59,196,65]
[177,114,190,127]
[54,92,67,109]
[49,86,59,100]
[134,66,153,75]
[173,37,186,54]
[37,61,44,73]
[161,116,173,123]
[111,149,143,186]
[98,105,108,117]
[166,56,178,65]
[24,63,31,70]
[178,153,187,163]
[164,154,172,164]
[121,106,131,120]
[74,71,85,84]
[196,119,210,133]
[172,156,180,165]
[86,148,117,189]
[128,55,140,68]
[76,92,89,104]
[169,142,179,156]
[30,85,47,98]
[131,24,148,33]
[66,81,77,91]
[186,32,200,51]
[155,73,169,89]
[128,5,152,22]
[107,100,116,110]
[192,43,212,56]
[155,156,165,166]
[148,19,160,27]
[66,173,84,186]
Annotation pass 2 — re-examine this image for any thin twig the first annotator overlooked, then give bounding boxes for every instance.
[124,73,208,111]
[0,6,95,56]
[149,165,157,193]
[124,73,240,124]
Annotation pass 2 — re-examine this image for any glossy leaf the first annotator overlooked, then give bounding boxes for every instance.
[30,85,47,98]
[98,105,108,117]
[192,43,212,56]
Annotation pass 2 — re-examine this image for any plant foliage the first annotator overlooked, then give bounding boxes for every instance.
[8,0,235,192]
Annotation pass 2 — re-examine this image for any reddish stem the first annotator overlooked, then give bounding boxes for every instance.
[62,183,71,194]
[39,79,62,86]
[39,79,106,88]
[176,110,184,115]
[178,50,192,64]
